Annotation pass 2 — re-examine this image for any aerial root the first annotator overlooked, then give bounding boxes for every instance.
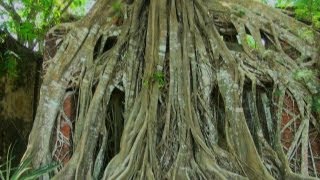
[22,0,320,179]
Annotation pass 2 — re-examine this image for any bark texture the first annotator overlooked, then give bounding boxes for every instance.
[23,0,320,179]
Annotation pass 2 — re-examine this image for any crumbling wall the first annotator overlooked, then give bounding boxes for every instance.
[0,58,37,165]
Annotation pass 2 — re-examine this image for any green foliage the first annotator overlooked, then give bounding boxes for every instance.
[18,22,37,41]
[0,0,88,79]
[292,69,320,113]
[297,27,315,43]
[276,0,295,8]
[0,145,59,180]
[233,6,246,17]
[294,0,320,20]
[111,1,123,17]
[246,35,257,49]
[153,71,165,88]
[273,0,320,115]
[143,71,165,88]
[312,12,320,28]
[276,0,320,29]
[70,0,87,17]
[71,0,86,8]
[112,1,122,11]
[0,0,88,48]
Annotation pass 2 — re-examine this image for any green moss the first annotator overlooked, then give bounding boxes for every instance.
[298,27,315,44]
[292,69,315,81]
[234,7,246,17]
[143,79,149,87]
[312,14,320,29]
[111,1,123,18]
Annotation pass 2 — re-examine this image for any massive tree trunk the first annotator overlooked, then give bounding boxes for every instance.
[23,0,320,179]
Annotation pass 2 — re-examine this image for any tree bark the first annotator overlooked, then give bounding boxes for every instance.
[23,0,320,179]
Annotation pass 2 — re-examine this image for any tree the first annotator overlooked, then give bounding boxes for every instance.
[22,0,320,179]
[276,0,320,29]
[0,0,87,78]
[0,0,88,166]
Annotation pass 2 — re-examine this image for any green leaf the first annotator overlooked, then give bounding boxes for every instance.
[69,0,87,16]
[276,0,294,8]
[153,71,165,87]
[295,8,309,20]
[22,162,59,180]
[246,35,257,49]
[112,1,122,12]
[312,13,320,28]
[0,146,59,180]
[18,22,37,41]
[0,144,16,180]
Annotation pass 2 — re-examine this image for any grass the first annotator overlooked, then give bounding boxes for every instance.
[0,145,59,180]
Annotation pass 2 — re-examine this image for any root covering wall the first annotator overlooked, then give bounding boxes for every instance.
[22,0,320,179]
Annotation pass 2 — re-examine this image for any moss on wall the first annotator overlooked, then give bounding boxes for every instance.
[0,58,37,166]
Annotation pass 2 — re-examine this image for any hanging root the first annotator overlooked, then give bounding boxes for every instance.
[23,0,320,179]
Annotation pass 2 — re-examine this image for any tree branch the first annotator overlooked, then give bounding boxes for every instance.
[0,30,41,60]
[60,0,74,15]
[0,0,22,24]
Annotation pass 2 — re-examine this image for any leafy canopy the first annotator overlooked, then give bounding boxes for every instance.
[0,0,88,78]
[0,0,88,48]
[275,0,320,29]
